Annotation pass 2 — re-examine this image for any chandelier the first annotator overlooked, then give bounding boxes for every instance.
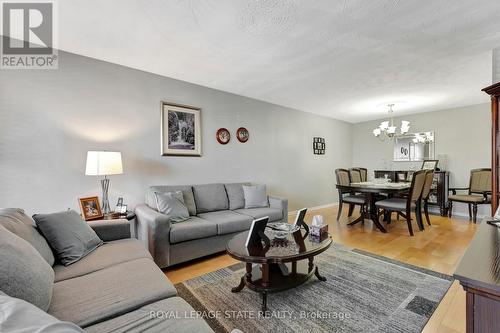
[372,104,410,140]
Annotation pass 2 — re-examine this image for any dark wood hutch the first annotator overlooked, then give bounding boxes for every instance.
[481,82,500,213]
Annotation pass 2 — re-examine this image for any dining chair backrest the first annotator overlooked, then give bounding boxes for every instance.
[421,170,435,200]
[409,169,427,203]
[469,168,491,194]
[358,168,368,181]
[335,169,350,186]
[349,168,362,183]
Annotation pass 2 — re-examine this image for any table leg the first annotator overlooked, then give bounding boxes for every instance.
[262,291,268,313]
[367,193,387,233]
[261,263,270,288]
[347,214,364,226]
[314,266,327,282]
[232,263,251,292]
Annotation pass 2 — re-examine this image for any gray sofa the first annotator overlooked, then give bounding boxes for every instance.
[0,208,213,332]
[135,183,288,268]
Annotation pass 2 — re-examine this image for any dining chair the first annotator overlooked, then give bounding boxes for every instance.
[448,168,491,223]
[354,168,368,182]
[349,168,363,183]
[375,169,427,236]
[418,170,435,227]
[335,168,367,221]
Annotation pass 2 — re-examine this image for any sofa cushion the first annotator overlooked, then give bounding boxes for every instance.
[0,208,55,266]
[147,185,197,216]
[169,217,217,244]
[197,210,253,235]
[192,183,229,213]
[33,210,103,266]
[0,292,84,333]
[83,297,214,333]
[0,226,54,311]
[243,185,269,209]
[153,191,190,223]
[48,258,176,328]
[224,183,250,210]
[235,207,283,222]
[54,239,152,282]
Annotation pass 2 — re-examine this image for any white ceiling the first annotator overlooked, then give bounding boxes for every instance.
[57,0,500,123]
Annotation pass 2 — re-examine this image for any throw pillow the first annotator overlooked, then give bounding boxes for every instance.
[0,208,55,266]
[243,185,269,209]
[0,292,83,332]
[32,210,103,266]
[225,183,250,210]
[0,226,54,311]
[154,191,190,223]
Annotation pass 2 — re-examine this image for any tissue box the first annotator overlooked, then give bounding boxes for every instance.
[309,224,328,242]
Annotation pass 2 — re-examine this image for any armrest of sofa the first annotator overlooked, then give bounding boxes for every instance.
[135,204,172,268]
[88,219,131,241]
[268,195,288,222]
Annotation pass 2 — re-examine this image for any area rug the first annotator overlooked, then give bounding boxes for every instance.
[176,243,453,333]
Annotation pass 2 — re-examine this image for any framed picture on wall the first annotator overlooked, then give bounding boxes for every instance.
[161,102,202,156]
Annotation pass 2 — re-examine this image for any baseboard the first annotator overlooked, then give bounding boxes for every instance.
[288,203,485,220]
[288,202,339,216]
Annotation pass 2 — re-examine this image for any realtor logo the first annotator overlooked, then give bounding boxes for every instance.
[1,1,58,69]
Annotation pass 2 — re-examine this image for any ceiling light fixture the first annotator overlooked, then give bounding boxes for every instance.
[372,104,410,141]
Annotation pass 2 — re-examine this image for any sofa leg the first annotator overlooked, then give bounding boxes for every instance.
[448,201,453,218]
[468,204,472,221]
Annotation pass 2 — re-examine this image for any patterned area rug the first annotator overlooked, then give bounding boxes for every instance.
[176,243,453,333]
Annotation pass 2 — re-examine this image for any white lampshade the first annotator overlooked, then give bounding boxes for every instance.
[379,121,389,130]
[373,128,381,137]
[85,151,123,176]
[387,126,397,134]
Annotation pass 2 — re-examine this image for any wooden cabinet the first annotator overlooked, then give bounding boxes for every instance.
[482,83,500,212]
[374,170,449,216]
[454,221,500,333]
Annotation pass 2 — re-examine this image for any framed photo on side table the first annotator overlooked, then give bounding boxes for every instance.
[79,196,103,221]
[161,102,202,156]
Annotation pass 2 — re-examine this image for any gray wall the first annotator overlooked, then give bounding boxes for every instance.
[0,51,352,215]
[351,103,491,217]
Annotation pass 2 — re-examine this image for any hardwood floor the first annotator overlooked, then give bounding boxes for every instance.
[164,204,478,333]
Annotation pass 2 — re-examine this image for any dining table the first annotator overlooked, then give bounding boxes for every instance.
[336,181,411,233]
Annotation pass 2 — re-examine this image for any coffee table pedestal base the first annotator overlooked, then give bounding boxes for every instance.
[231,259,326,312]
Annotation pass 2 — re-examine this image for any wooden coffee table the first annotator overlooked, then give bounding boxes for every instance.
[226,228,332,312]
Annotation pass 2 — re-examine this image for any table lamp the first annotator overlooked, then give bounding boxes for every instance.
[85,151,123,215]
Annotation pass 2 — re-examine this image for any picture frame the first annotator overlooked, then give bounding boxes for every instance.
[313,137,326,155]
[216,128,230,144]
[236,127,249,143]
[421,159,439,170]
[161,101,202,156]
[79,196,103,221]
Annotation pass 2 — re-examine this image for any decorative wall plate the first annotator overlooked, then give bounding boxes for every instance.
[216,128,230,144]
[236,127,249,143]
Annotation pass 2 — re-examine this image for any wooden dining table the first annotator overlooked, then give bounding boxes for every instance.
[336,181,411,233]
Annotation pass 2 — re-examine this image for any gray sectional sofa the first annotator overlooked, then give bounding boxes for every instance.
[135,183,288,268]
[0,208,213,332]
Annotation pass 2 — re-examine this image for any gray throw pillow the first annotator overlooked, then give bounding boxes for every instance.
[0,208,55,266]
[0,226,54,311]
[243,185,269,208]
[154,191,190,223]
[225,183,250,210]
[32,210,103,266]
